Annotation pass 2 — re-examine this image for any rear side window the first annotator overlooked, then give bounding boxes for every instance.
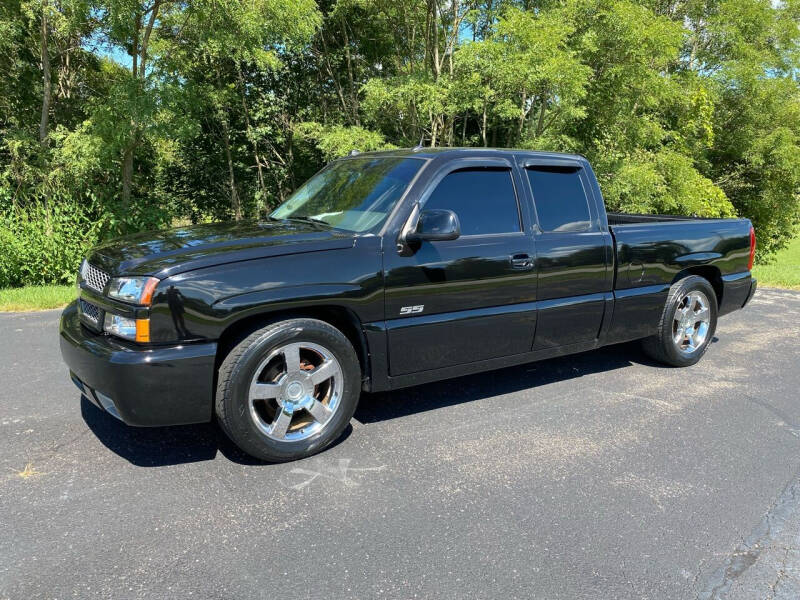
[423,168,521,236]
[527,167,592,232]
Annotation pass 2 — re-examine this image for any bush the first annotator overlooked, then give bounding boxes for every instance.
[598,150,736,219]
[0,199,107,288]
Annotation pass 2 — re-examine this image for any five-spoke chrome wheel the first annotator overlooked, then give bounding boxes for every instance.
[248,342,343,442]
[672,290,711,355]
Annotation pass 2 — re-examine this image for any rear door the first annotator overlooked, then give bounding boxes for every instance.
[521,159,613,350]
[383,158,537,376]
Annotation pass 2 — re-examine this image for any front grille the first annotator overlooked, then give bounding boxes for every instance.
[79,298,102,327]
[80,261,110,293]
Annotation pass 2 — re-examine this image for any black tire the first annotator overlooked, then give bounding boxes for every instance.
[641,275,718,367]
[215,318,361,462]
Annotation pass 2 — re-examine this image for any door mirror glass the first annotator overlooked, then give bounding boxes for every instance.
[408,209,461,242]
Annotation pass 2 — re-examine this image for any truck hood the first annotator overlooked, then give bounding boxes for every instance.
[88,220,357,278]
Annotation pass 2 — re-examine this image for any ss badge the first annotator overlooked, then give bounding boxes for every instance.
[400,305,424,315]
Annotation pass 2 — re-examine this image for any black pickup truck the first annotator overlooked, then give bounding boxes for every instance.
[60,148,757,461]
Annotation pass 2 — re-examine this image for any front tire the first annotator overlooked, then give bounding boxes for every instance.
[215,318,361,462]
[642,275,718,367]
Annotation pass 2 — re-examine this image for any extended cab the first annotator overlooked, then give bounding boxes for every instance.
[60,148,757,461]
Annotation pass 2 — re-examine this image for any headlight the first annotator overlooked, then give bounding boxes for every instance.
[107,276,159,305]
[104,313,150,342]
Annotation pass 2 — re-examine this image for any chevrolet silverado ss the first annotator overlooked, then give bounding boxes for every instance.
[60,148,757,461]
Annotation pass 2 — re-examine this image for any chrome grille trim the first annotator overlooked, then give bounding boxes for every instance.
[80,261,110,293]
[78,298,102,326]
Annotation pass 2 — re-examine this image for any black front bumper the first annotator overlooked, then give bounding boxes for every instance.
[60,301,217,426]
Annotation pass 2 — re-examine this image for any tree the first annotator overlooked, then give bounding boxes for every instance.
[2,0,799,288]
[155,0,320,218]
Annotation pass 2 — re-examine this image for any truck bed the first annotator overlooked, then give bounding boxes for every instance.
[608,213,753,293]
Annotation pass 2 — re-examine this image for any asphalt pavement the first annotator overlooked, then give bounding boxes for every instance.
[2,288,800,599]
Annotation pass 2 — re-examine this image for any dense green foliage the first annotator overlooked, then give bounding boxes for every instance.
[0,197,105,286]
[1,0,799,286]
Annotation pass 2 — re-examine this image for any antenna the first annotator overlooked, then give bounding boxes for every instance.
[413,134,425,151]
[348,149,360,156]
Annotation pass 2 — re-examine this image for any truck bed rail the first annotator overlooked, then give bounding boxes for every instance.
[607,212,699,226]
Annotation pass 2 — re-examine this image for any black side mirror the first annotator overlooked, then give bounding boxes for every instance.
[407,209,461,242]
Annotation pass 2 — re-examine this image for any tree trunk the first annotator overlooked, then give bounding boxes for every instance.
[57,40,74,99]
[340,17,360,125]
[517,91,528,144]
[423,0,431,77]
[287,124,296,192]
[220,116,241,220]
[122,17,140,210]
[138,0,161,79]
[121,1,160,210]
[236,66,267,199]
[319,33,351,124]
[447,116,454,146]
[481,101,488,147]
[39,0,51,148]
[445,0,461,77]
[535,99,546,138]
[431,0,440,82]
[121,139,136,213]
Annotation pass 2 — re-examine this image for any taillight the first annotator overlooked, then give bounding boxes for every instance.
[747,225,756,271]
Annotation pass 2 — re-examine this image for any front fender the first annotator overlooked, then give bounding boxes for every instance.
[147,239,383,343]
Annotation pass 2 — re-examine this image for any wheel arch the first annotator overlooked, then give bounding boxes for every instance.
[672,266,723,307]
[214,305,371,390]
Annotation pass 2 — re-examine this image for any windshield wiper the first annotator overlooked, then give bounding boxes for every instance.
[285,215,332,227]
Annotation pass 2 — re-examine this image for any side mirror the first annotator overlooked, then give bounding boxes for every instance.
[407,209,461,243]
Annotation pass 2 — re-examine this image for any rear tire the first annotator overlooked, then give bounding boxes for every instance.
[215,318,361,462]
[642,275,718,367]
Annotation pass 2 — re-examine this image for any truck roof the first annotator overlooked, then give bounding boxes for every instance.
[342,147,587,162]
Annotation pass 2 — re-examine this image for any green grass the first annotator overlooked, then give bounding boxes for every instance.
[0,284,75,312]
[753,235,800,290]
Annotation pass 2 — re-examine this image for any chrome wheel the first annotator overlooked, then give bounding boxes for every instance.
[672,290,711,355]
[248,342,343,442]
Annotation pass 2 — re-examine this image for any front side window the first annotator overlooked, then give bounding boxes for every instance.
[423,168,521,236]
[271,157,424,233]
[526,167,592,232]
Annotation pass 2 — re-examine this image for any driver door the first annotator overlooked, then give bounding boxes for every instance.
[383,159,537,376]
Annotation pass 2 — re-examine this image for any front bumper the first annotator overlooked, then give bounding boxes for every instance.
[60,301,217,426]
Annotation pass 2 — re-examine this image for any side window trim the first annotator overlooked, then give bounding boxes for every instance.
[525,165,596,234]
[577,167,606,231]
[520,157,583,169]
[419,161,524,238]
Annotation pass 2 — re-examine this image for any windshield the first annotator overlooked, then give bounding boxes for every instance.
[270,157,424,233]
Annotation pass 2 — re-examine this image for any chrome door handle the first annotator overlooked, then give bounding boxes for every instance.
[510,254,534,270]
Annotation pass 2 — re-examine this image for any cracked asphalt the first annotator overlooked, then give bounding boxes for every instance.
[1,288,799,599]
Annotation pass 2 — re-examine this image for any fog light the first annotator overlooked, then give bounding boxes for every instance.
[104,313,150,343]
